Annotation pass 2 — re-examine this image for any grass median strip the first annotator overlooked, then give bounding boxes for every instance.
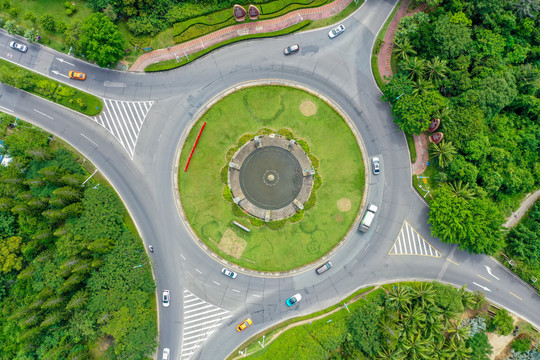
[0,59,102,116]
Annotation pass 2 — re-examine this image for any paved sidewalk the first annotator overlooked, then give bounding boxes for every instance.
[129,0,352,72]
[375,0,431,175]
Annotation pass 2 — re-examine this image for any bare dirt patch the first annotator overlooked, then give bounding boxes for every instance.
[490,313,518,360]
[299,100,317,116]
[337,198,352,212]
[219,228,247,258]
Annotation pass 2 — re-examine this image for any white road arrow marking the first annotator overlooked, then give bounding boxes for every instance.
[51,70,69,78]
[472,282,491,292]
[56,58,75,66]
[485,265,500,280]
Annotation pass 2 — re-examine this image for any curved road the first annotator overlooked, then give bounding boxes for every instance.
[1,1,539,359]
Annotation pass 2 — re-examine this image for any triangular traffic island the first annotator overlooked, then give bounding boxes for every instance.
[234,4,247,22]
[389,221,441,257]
[249,5,260,20]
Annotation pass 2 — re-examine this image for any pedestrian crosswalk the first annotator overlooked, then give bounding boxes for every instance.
[389,221,441,257]
[180,289,232,360]
[93,99,154,159]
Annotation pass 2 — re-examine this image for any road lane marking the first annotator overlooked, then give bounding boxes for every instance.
[180,254,185,260]
[484,265,500,280]
[195,268,202,274]
[472,282,491,292]
[252,294,261,297]
[232,289,240,293]
[446,258,459,266]
[477,274,491,282]
[80,133,97,147]
[509,292,523,301]
[0,105,13,113]
[212,281,220,286]
[33,109,53,119]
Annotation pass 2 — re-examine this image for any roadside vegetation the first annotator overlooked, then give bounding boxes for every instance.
[0,59,103,116]
[231,281,540,360]
[379,1,539,269]
[0,113,156,359]
[178,85,364,271]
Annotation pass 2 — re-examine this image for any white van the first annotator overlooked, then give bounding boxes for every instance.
[359,204,378,232]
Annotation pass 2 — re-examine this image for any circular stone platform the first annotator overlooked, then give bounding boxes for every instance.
[228,134,314,221]
[240,146,302,210]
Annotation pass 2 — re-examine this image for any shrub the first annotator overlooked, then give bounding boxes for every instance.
[256,128,274,135]
[512,338,532,353]
[4,20,16,34]
[297,139,310,153]
[222,186,232,202]
[267,218,288,230]
[313,174,322,190]
[23,12,36,23]
[309,154,320,169]
[64,1,70,7]
[231,204,246,217]
[8,7,17,16]
[56,85,76,97]
[462,316,486,336]
[76,98,86,109]
[56,22,67,34]
[40,14,55,32]
[248,216,265,227]
[289,210,304,223]
[0,17,5,27]
[304,193,317,210]
[237,133,254,147]
[1,0,9,10]
[66,9,72,16]
[226,146,238,161]
[277,128,294,139]
[220,165,228,184]
[490,308,514,335]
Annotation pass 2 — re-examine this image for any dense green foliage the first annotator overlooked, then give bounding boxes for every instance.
[0,59,102,116]
[0,116,156,359]
[247,282,491,359]
[382,0,540,254]
[504,200,540,288]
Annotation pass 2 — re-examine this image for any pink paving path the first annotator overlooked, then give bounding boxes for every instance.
[129,0,352,72]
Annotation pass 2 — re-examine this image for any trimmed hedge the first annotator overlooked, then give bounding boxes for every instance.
[145,20,311,72]
[0,59,102,116]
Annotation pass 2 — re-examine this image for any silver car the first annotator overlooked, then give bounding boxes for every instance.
[10,41,28,53]
[162,290,170,307]
[372,157,380,175]
[283,44,300,55]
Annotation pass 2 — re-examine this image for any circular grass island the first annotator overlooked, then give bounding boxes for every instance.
[178,86,365,272]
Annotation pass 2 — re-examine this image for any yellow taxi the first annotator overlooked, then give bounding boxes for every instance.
[236,318,252,332]
[68,71,87,80]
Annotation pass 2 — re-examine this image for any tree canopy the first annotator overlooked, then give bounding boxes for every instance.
[78,13,125,67]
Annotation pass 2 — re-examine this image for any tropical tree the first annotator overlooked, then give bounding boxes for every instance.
[511,0,540,19]
[448,180,476,200]
[426,56,448,82]
[78,13,125,67]
[387,285,413,311]
[429,141,457,169]
[399,331,433,359]
[394,38,417,61]
[412,77,434,96]
[402,56,427,81]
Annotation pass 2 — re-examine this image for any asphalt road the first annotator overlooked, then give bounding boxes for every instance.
[1,0,539,359]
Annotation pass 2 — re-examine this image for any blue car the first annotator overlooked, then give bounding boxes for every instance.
[286,293,302,306]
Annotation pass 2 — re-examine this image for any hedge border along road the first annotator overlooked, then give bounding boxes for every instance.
[145,20,310,72]
[0,58,103,116]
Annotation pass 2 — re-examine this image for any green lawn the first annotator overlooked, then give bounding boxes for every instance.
[179,86,365,271]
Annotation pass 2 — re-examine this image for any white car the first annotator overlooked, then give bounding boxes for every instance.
[221,267,238,279]
[162,290,170,307]
[10,41,28,53]
[283,44,300,55]
[328,24,345,39]
[162,348,170,360]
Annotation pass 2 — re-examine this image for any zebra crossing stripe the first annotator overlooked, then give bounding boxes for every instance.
[180,289,232,360]
[389,221,441,257]
[92,98,154,159]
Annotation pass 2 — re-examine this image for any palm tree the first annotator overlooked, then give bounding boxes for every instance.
[387,285,413,311]
[399,331,434,359]
[412,77,434,96]
[426,56,448,82]
[448,337,473,359]
[429,141,456,169]
[394,38,417,61]
[402,56,426,81]
[459,285,477,309]
[446,321,470,343]
[376,347,407,360]
[412,282,436,307]
[449,180,476,200]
